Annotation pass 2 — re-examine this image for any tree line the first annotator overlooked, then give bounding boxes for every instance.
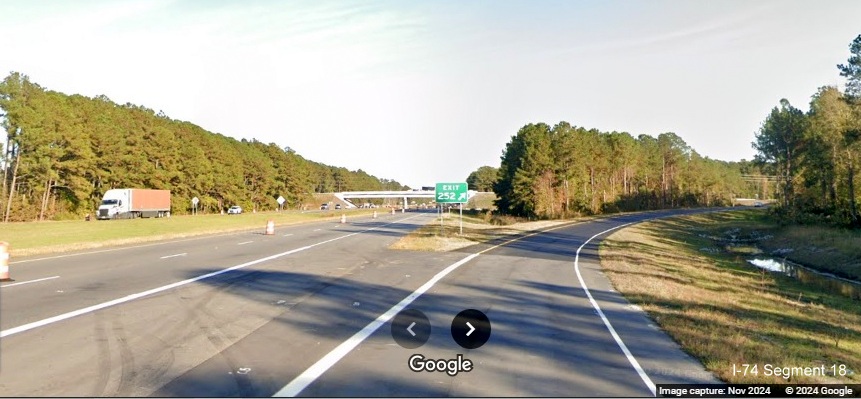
[488,122,756,219]
[752,34,861,227]
[0,72,408,222]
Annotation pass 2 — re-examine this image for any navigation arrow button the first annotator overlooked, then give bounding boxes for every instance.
[391,308,430,349]
[451,309,491,349]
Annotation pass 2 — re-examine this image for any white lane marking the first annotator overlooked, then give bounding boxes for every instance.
[274,220,582,397]
[283,233,294,237]
[313,229,321,232]
[1,275,60,288]
[0,214,425,339]
[237,241,253,246]
[8,214,388,265]
[9,231,255,264]
[574,222,656,396]
[160,253,187,259]
[274,253,479,397]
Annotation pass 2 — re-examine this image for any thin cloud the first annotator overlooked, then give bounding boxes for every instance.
[557,4,769,56]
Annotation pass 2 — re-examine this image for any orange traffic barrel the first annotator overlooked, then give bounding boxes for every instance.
[0,242,11,281]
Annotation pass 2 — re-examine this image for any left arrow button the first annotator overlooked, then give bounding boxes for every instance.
[391,308,430,349]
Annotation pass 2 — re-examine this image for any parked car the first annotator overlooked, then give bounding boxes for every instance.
[321,203,329,210]
[754,201,763,207]
[335,204,342,210]
[227,205,242,214]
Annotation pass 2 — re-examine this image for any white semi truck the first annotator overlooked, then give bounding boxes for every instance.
[97,189,171,219]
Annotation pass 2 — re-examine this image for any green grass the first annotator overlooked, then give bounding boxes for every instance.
[669,209,861,281]
[601,209,861,384]
[0,208,382,257]
[760,224,861,281]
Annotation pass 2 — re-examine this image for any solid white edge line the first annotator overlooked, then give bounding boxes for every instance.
[11,240,199,264]
[0,275,60,288]
[9,213,387,265]
[9,229,258,264]
[237,241,253,245]
[0,214,424,339]
[276,211,707,397]
[273,253,480,397]
[574,222,657,397]
[273,220,582,397]
[273,254,478,397]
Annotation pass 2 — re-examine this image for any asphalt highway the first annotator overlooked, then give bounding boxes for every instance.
[0,209,724,396]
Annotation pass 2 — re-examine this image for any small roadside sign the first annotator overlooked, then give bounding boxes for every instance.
[277,196,285,205]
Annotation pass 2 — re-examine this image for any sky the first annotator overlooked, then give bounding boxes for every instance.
[1,0,860,188]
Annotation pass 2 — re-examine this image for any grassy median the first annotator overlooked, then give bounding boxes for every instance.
[600,210,861,384]
[390,211,570,251]
[1,209,383,257]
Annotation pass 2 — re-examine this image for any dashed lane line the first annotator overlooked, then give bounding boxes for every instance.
[160,253,187,259]
[0,275,60,288]
[0,214,425,339]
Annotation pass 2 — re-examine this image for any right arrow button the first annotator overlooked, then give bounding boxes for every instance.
[451,309,491,349]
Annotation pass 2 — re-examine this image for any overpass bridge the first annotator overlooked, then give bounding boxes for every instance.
[333,190,477,209]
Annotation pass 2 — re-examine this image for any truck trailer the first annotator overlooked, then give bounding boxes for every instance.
[97,189,171,219]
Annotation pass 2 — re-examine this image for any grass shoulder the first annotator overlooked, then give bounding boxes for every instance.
[600,210,860,384]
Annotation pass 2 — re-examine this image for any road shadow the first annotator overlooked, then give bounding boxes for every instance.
[150,251,736,397]
[151,208,752,397]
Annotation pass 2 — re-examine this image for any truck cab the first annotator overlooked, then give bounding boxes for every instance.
[98,189,130,219]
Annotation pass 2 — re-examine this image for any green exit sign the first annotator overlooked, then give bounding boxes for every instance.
[435,182,468,203]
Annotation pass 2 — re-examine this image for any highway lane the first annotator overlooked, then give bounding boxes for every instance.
[1,212,419,330]
[0,208,726,396]
[0,211,440,396]
[279,209,723,397]
[154,209,724,397]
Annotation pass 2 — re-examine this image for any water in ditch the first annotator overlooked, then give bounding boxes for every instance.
[747,258,861,300]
